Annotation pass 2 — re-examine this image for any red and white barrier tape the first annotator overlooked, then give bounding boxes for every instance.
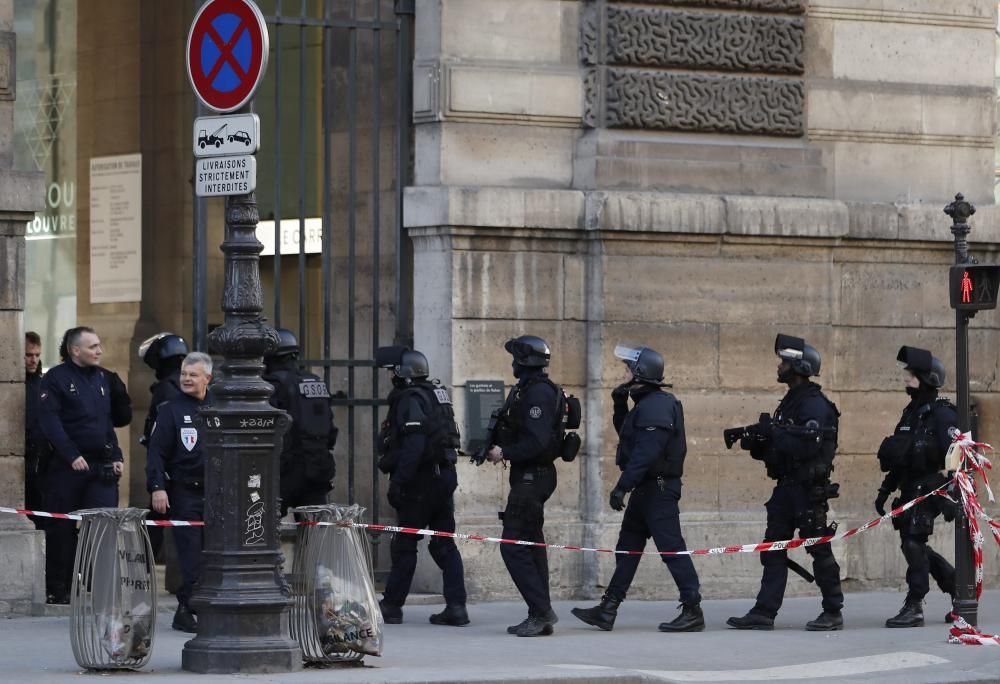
[950,614,1000,645]
[0,506,203,526]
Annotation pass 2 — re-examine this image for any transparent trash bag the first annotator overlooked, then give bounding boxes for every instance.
[290,504,383,661]
[70,508,156,670]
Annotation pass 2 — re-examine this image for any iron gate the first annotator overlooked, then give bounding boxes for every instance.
[194,0,414,566]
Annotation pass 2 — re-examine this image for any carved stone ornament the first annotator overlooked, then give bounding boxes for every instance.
[627,0,805,13]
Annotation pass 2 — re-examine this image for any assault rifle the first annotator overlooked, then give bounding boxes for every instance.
[471,408,501,466]
[724,415,837,450]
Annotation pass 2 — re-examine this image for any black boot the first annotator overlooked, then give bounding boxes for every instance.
[172,604,198,633]
[806,610,844,631]
[886,600,924,628]
[515,610,557,637]
[507,612,533,635]
[658,603,705,633]
[571,595,621,631]
[429,603,470,626]
[380,599,403,625]
[726,611,774,630]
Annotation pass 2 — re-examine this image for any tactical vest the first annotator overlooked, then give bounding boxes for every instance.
[496,375,579,465]
[267,369,336,481]
[765,384,839,483]
[878,398,954,478]
[378,380,460,472]
[616,390,687,479]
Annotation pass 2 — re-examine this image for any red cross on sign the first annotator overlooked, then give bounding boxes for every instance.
[187,0,269,113]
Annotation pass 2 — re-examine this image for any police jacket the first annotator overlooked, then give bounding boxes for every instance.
[379,380,459,488]
[751,381,838,484]
[614,384,687,491]
[496,369,561,472]
[142,374,182,446]
[145,393,207,492]
[878,390,957,495]
[264,361,338,483]
[39,361,123,468]
[25,369,45,454]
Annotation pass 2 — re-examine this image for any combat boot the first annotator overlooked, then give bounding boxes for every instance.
[507,612,532,635]
[571,595,621,631]
[172,604,198,633]
[806,610,844,631]
[515,612,556,637]
[726,611,774,630]
[658,603,705,633]
[379,599,403,624]
[429,603,470,626]
[886,600,924,628]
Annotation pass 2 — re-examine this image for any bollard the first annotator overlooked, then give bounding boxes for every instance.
[70,507,157,670]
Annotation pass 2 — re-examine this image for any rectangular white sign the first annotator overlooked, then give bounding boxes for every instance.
[195,155,257,197]
[89,153,142,304]
[193,113,261,157]
[257,217,323,256]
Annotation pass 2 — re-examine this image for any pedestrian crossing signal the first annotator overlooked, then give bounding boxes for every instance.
[950,264,1000,311]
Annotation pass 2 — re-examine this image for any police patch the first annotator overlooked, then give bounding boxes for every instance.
[529,406,542,419]
[299,381,330,398]
[180,428,198,452]
[433,388,451,405]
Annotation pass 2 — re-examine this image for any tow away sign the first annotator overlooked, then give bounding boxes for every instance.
[195,155,257,197]
[194,113,260,157]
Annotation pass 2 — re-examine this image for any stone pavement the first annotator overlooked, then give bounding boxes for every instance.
[6,590,1000,683]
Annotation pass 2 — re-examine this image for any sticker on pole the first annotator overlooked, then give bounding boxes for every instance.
[186,0,269,113]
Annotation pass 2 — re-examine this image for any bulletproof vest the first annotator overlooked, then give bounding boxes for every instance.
[616,390,687,479]
[267,368,333,456]
[767,383,839,483]
[496,374,564,464]
[380,381,460,468]
[878,398,953,478]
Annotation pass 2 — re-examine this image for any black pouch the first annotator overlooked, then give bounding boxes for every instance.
[97,462,120,484]
[561,432,581,462]
[877,434,912,472]
[564,395,582,430]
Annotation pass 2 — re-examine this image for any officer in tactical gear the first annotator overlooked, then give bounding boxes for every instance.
[146,352,212,633]
[375,346,468,627]
[572,344,703,633]
[263,329,339,517]
[876,346,957,628]
[726,334,844,631]
[485,335,564,637]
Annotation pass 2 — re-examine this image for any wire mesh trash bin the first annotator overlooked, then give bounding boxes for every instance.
[290,504,383,662]
[70,507,157,670]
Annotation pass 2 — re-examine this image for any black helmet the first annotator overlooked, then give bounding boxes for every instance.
[897,345,946,388]
[614,343,668,386]
[267,328,299,360]
[775,333,821,377]
[138,333,189,371]
[504,335,550,368]
[375,345,429,379]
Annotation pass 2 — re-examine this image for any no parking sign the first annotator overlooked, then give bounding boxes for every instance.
[186,0,269,113]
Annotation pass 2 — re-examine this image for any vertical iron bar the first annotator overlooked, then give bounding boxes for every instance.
[371,0,383,549]
[298,0,307,354]
[393,0,414,347]
[347,0,358,505]
[322,0,333,391]
[273,14,282,326]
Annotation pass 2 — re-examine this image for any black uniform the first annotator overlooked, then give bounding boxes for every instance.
[746,382,843,619]
[877,390,957,603]
[263,360,338,516]
[606,385,700,605]
[142,372,183,446]
[496,368,562,617]
[146,393,207,610]
[379,380,465,609]
[38,361,123,598]
[24,366,48,523]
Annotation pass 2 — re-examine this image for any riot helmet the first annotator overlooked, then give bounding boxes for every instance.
[614,343,668,386]
[504,335,550,368]
[375,345,429,385]
[774,333,821,377]
[138,333,189,371]
[267,328,300,360]
[897,345,946,388]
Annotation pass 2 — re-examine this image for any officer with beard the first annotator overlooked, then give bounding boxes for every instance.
[876,346,957,628]
[484,335,564,637]
[726,334,844,631]
[572,343,702,633]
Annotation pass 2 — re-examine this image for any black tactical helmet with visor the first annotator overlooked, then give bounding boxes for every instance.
[614,343,670,387]
[376,345,430,386]
[775,333,821,380]
[504,335,551,368]
[897,345,946,389]
[138,332,189,372]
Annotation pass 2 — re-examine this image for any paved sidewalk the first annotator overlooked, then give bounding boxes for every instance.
[5,591,1000,683]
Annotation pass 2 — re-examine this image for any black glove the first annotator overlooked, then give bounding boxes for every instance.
[609,487,627,512]
[387,482,404,509]
[611,382,632,408]
[875,488,889,516]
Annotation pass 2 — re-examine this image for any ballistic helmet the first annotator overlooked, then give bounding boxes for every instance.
[375,345,429,379]
[271,328,300,358]
[774,333,821,377]
[504,335,551,368]
[897,345,946,388]
[138,333,189,371]
[614,343,668,386]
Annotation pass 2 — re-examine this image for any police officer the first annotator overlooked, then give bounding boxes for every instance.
[24,331,48,528]
[39,326,124,604]
[484,335,564,637]
[138,332,189,447]
[875,346,957,628]
[263,329,338,517]
[375,346,468,627]
[727,334,844,631]
[572,344,702,633]
[146,352,212,633]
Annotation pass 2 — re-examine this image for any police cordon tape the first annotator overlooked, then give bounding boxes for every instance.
[0,507,204,526]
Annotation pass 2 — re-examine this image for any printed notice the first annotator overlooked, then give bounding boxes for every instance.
[89,154,142,303]
[195,155,257,197]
